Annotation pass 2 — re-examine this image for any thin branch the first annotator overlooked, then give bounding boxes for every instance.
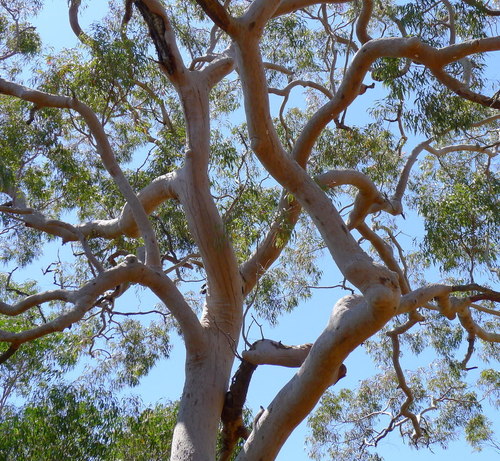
[387,318,424,442]
[0,344,20,365]
[0,78,162,267]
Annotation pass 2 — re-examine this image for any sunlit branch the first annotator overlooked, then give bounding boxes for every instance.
[0,289,71,316]
[78,172,179,239]
[0,78,162,268]
[293,36,500,165]
[238,0,282,34]
[0,260,205,353]
[356,0,373,44]
[269,80,333,99]
[0,204,78,242]
[456,302,500,343]
[316,169,402,227]
[356,223,410,295]
[200,51,235,89]
[0,172,180,247]
[274,0,352,18]
[242,339,313,367]
[387,316,425,442]
[68,0,97,47]
[425,143,498,158]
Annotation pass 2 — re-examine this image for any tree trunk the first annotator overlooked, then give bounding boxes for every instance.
[171,328,238,460]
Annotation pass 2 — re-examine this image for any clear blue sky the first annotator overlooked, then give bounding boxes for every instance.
[21,1,499,460]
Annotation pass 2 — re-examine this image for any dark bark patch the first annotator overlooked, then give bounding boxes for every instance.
[134,1,177,75]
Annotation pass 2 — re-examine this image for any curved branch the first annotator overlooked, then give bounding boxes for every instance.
[269,79,333,99]
[0,172,180,246]
[456,301,500,343]
[200,51,235,89]
[0,289,71,316]
[397,283,500,317]
[0,78,162,268]
[387,319,424,441]
[236,294,394,460]
[238,0,282,36]
[393,140,432,205]
[68,0,98,47]
[356,0,373,44]
[138,3,243,333]
[78,172,180,239]
[431,66,500,110]
[293,35,500,165]
[0,260,205,352]
[463,0,500,16]
[316,169,402,228]
[235,34,401,308]
[426,142,498,158]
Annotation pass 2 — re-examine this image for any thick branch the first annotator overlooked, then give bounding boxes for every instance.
[237,0,282,35]
[234,36,400,307]
[134,0,188,83]
[0,289,71,316]
[236,294,392,460]
[242,339,313,367]
[68,0,97,46]
[194,0,235,33]
[316,169,403,228]
[0,260,204,353]
[293,36,500,164]
[78,172,180,239]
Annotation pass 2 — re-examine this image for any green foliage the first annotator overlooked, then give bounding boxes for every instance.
[307,360,490,460]
[0,1,499,459]
[0,384,121,461]
[110,399,178,460]
[251,222,322,325]
[416,165,500,277]
[0,382,179,461]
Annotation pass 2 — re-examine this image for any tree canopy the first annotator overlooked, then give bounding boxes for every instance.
[0,1,499,460]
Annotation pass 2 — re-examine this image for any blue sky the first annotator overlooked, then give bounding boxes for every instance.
[14,1,499,459]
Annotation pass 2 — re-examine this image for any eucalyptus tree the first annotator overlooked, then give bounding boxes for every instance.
[0,0,499,460]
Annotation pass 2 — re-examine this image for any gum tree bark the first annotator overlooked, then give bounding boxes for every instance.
[0,1,499,460]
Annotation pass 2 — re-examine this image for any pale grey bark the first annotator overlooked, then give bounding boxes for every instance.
[1,1,500,459]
